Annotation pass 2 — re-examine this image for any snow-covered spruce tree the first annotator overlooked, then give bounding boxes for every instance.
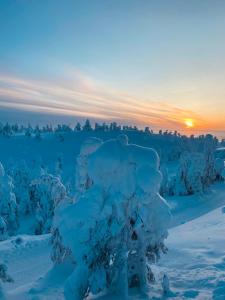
[34,125,41,139]
[75,137,102,197]
[82,119,92,131]
[2,123,13,137]
[55,155,63,179]
[51,138,103,265]
[160,164,169,196]
[29,173,67,234]
[0,162,18,236]
[0,217,7,241]
[74,122,81,132]
[53,135,171,299]
[11,161,31,215]
[25,124,33,137]
[11,159,44,218]
[214,158,225,181]
[202,134,217,187]
[30,158,45,180]
[174,152,205,195]
[51,226,74,265]
[0,263,13,299]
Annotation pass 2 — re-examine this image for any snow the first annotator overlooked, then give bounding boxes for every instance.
[168,183,225,227]
[0,182,224,299]
[53,136,170,299]
[0,234,52,299]
[154,205,225,299]
[0,129,225,299]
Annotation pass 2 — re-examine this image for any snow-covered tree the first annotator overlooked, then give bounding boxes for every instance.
[0,162,18,236]
[0,218,7,241]
[144,126,151,134]
[214,158,225,181]
[109,122,120,131]
[160,164,169,196]
[75,137,102,196]
[11,161,31,215]
[174,152,205,195]
[55,124,72,133]
[2,123,12,137]
[0,264,13,283]
[34,125,41,139]
[202,134,217,187]
[0,263,13,299]
[11,123,19,134]
[51,198,73,265]
[51,227,74,265]
[162,274,170,296]
[25,125,32,137]
[55,155,63,179]
[74,122,81,132]
[53,135,171,299]
[29,173,67,234]
[82,119,92,131]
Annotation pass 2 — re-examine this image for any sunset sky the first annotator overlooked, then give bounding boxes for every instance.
[0,0,225,136]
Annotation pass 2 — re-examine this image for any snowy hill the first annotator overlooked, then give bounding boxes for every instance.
[0,130,224,299]
[1,187,225,299]
[156,205,225,300]
[0,234,52,299]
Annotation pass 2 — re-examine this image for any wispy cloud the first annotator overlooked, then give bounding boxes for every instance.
[0,71,205,130]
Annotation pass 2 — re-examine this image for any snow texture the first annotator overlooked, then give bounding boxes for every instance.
[54,135,171,299]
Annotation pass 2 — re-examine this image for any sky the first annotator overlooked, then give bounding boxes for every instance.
[0,0,225,136]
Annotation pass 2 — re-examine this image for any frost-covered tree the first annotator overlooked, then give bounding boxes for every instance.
[0,162,18,236]
[2,123,12,137]
[174,152,205,195]
[11,123,19,134]
[166,134,221,196]
[75,137,102,196]
[53,135,170,299]
[11,161,31,215]
[109,122,120,131]
[202,134,217,187]
[0,264,13,284]
[25,124,33,137]
[74,122,81,132]
[162,274,170,296]
[0,218,7,241]
[214,158,225,181]
[55,124,72,133]
[160,164,169,196]
[0,263,13,299]
[51,198,73,265]
[34,125,41,139]
[29,173,67,234]
[82,119,92,131]
[55,155,63,179]
[51,227,74,265]
[144,126,151,134]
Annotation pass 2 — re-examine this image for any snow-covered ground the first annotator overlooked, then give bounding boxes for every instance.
[153,204,225,300]
[0,234,52,299]
[0,131,224,299]
[1,183,225,299]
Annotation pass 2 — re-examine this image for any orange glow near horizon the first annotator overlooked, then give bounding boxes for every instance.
[0,73,224,138]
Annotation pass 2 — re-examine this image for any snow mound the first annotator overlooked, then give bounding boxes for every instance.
[53,135,171,299]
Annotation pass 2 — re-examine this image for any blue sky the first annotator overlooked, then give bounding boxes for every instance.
[0,0,225,133]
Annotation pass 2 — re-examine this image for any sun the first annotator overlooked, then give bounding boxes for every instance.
[184,118,194,128]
